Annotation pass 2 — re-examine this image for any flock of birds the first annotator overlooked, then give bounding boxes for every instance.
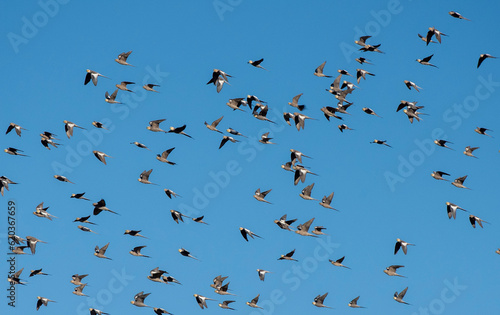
[4,9,499,314]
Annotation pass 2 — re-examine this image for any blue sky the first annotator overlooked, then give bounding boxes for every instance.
[2,0,500,314]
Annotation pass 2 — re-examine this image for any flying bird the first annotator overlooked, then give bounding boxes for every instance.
[6,123,26,137]
[4,147,28,156]
[463,146,479,158]
[257,269,272,281]
[93,150,112,165]
[138,169,157,185]
[313,293,332,308]
[395,238,415,255]
[299,183,318,201]
[143,84,160,92]
[278,249,297,261]
[218,300,236,310]
[348,296,365,308]
[54,175,74,183]
[64,120,86,139]
[416,54,438,67]
[356,69,375,83]
[247,294,263,309]
[85,69,109,86]
[157,148,176,165]
[469,215,489,228]
[329,256,351,269]
[474,127,492,137]
[431,171,450,181]
[36,296,56,310]
[115,50,133,66]
[426,27,447,44]
[131,291,152,307]
[370,139,391,147]
[384,265,406,277]
[147,119,167,132]
[168,124,193,138]
[219,135,239,149]
[452,175,470,189]
[130,246,150,258]
[170,209,191,223]
[394,287,410,305]
[314,61,332,78]
[404,80,421,92]
[319,192,337,210]
[116,81,135,92]
[240,227,262,241]
[194,294,215,309]
[477,54,496,68]
[205,116,224,133]
[179,248,199,260]
[295,218,317,237]
[254,188,272,204]
[94,242,111,260]
[104,89,120,104]
[362,107,381,117]
[449,11,470,21]
[446,202,467,219]
[434,139,454,150]
[248,58,267,70]
[288,93,305,110]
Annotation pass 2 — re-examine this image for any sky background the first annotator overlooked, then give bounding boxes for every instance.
[2,0,500,314]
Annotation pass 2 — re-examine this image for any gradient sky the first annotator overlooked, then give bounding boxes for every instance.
[2,1,500,314]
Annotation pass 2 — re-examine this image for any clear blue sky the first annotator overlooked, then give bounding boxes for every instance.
[2,1,500,314]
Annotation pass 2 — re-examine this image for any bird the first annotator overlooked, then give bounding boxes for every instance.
[89,309,109,315]
[355,57,372,64]
[157,148,176,165]
[130,246,150,258]
[247,294,263,309]
[147,119,167,132]
[104,89,120,104]
[394,287,410,305]
[426,27,447,44]
[8,235,25,245]
[77,225,97,234]
[164,189,181,199]
[115,50,133,66]
[449,11,470,21]
[312,226,327,236]
[26,236,47,254]
[207,69,232,93]
[356,69,375,83]
[84,69,109,86]
[0,177,16,196]
[259,132,276,145]
[170,209,191,223]
[36,296,56,310]
[295,218,317,237]
[192,216,208,224]
[313,293,332,308]
[6,123,26,137]
[395,238,415,255]
[348,296,365,308]
[240,227,262,241]
[464,146,479,158]
[154,307,173,315]
[131,141,151,150]
[71,192,90,201]
[477,54,496,68]
[294,112,315,130]
[329,256,351,269]
[124,230,148,238]
[71,274,88,286]
[168,124,193,138]
[314,61,332,78]
[131,291,152,307]
[162,275,181,285]
[179,248,199,260]
[469,215,489,228]
[274,214,297,231]
[254,188,272,204]
[338,124,353,132]
[215,282,236,296]
[431,171,450,181]
[294,167,317,185]
[362,107,381,117]
[384,265,406,277]
[219,300,236,310]
[474,127,493,137]
[446,202,467,219]
[278,249,298,261]
[93,199,118,215]
[138,169,157,185]
[283,112,296,125]
[115,81,135,92]
[299,183,317,201]
[194,294,215,309]
[404,80,421,92]
[54,175,74,183]
[205,116,224,133]
[248,58,267,70]
[416,54,438,67]
[452,175,470,189]
[8,268,26,284]
[253,105,276,124]
[288,93,305,110]
[93,150,112,165]
[4,147,28,156]
[370,139,391,148]
[290,149,311,164]
[40,135,59,149]
[147,267,167,283]
[226,128,247,137]
[319,192,338,210]
[219,135,239,149]
[73,283,89,296]
[64,120,86,139]
[143,84,160,92]
[321,107,343,121]
[94,242,111,260]
[226,98,246,111]
[418,33,436,44]
[257,269,271,281]
[434,139,454,150]
[211,275,228,289]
